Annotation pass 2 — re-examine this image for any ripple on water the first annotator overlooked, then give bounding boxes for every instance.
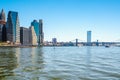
[0,47,120,80]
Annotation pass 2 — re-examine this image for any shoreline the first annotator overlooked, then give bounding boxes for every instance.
[0,45,120,48]
[0,45,38,48]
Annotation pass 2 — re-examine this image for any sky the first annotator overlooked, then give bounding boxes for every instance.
[0,0,120,42]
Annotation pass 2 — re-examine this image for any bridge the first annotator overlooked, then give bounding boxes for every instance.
[69,38,120,46]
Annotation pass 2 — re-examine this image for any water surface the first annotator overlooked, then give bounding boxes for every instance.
[0,46,120,80]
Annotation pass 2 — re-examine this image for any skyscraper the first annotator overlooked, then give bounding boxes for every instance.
[31,19,44,46]
[87,31,92,46]
[0,9,6,42]
[6,11,20,44]
[52,38,57,46]
[0,9,5,21]
[29,26,37,45]
[39,19,44,45]
[2,24,7,42]
[20,27,30,45]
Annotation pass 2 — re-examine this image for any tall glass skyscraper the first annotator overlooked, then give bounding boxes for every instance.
[31,19,44,45]
[0,9,6,42]
[39,19,44,45]
[6,11,20,44]
[87,31,92,46]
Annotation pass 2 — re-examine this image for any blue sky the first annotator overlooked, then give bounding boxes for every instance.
[0,0,120,42]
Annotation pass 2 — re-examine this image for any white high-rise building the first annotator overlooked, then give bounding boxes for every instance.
[87,31,92,46]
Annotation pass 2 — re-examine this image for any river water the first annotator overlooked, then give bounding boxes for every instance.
[0,46,120,80]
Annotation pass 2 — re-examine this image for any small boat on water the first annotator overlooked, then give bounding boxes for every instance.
[105,45,110,48]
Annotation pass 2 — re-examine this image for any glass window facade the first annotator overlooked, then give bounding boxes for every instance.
[31,20,44,45]
[31,20,40,38]
[6,11,20,44]
[87,31,92,46]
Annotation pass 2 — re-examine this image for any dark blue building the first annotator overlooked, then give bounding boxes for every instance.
[20,27,30,45]
[6,11,20,44]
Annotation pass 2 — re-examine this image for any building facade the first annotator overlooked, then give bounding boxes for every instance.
[2,24,6,42]
[0,9,6,42]
[0,9,5,21]
[31,19,44,46]
[20,27,30,45]
[87,31,92,46]
[39,19,44,45]
[6,11,20,44]
[29,26,37,45]
[52,38,57,46]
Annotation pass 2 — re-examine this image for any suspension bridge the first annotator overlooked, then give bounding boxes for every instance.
[69,38,120,46]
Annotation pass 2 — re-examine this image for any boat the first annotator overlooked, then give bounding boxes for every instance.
[105,45,110,48]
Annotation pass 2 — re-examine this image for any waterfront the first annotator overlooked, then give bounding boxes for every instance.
[0,47,120,80]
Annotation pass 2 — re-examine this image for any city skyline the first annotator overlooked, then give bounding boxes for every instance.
[1,0,120,42]
[0,9,44,46]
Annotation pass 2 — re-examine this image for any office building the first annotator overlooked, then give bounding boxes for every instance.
[6,11,20,44]
[31,19,44,46]
[29,26,37,45]
[87,31,92,46]
[0,9,6,41]
[0,9,5,21]
[20,27,30,45]
[39,19,44,45]
[52,38,57,46]
[2,24,7,42]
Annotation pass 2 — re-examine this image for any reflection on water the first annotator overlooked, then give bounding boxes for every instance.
[14,47,44,80]
[0,48,18,80]
[0,47,120,80]
[84,47,91,79]
[31,47,44,69]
